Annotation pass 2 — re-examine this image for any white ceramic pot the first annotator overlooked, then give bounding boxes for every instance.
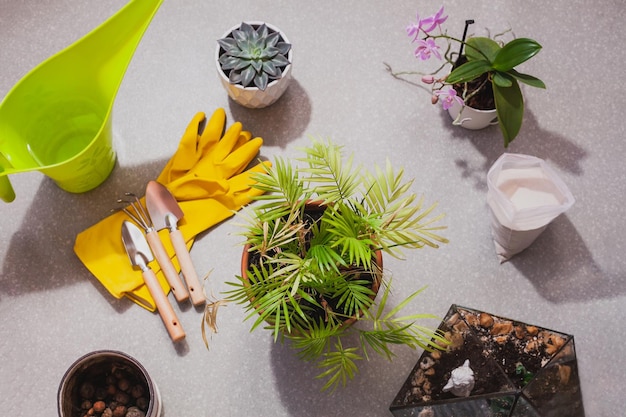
[216,22,292,109]
[58,350,163,417]
[447,98,498,130]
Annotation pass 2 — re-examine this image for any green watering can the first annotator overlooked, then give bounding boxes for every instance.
[0,0,163,202]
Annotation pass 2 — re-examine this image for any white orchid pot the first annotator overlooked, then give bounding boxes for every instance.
[447,98,498,130]
[216,22,293,109]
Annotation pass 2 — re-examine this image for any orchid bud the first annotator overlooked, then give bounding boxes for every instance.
[421,75,435,84]
[431,95,439,105]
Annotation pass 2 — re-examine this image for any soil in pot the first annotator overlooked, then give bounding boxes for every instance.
[452,56,495,110]
[390,305,585,417]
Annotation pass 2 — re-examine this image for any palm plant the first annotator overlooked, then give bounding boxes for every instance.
[226,138,449,391]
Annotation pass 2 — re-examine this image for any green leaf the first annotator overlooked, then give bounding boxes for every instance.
[265,31,281,48]
[263,46,280,59]
[254,71,269,90]
[289,318,335,360]
[493,71,513,88]
[492,38,542,71]
[250,59,263,73]
[277,42,291,56]
[262,61,279,77]
[493,79,524,147]
[446,60,493,85]
[383,285,428,321]
[465,37,501,63]
[218,55,239,71]
[271,54,290,67]
[316,340,362,391]
[240,66,256,87]
[334,278,375,318]
[507,69,546,89]
[217,37,238,52]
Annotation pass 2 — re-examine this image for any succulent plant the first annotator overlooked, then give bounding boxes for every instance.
[217,22,291,91]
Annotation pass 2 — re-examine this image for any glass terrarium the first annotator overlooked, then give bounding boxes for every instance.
[390,305,584,417]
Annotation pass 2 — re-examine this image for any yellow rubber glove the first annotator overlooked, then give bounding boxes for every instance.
[74,109,270,311]
[158,108,260,185]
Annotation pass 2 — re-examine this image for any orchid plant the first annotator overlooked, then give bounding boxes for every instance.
[399,6,546,147]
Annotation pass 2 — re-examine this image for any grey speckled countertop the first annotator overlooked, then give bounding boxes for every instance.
[1,1,624,416]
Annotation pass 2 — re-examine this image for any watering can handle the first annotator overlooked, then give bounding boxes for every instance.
[0,175,16,203]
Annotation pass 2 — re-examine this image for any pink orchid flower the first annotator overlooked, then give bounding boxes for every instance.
[406,6,447,41]
[414,38,442,61]
[435,87,464,110]
[406,13,422,41]
[420,6,448,33]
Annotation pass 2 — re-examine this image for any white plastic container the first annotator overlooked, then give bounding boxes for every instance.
[487,153,575,262]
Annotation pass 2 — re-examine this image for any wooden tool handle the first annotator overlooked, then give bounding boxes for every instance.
[170,229,206,306]
[142,267,185,342]
[145,230,189,302]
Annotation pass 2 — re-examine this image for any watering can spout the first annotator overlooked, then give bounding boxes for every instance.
[0,0,163,203]
[0,174,16,203]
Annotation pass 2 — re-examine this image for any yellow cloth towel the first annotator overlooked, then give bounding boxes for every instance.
[74,109,269,311]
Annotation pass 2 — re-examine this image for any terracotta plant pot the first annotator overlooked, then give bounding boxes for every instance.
[390,305,585,417]
[215,21,293,109]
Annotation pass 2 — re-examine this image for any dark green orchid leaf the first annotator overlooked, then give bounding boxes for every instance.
[507,69,546,89]
[465,37,501,63]
[493,79,524,147]
[447,59,493,84]
[493,38,542,71]
[493,71,513,88]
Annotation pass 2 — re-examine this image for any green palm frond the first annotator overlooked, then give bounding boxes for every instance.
[288,318,339,361]
[315,339,362,392]
[251,157,309,221]
[359,324,417,360]
[298,138,362,205]
[333,277,376,319]
[324,204,375,268]
[239,210,304,258]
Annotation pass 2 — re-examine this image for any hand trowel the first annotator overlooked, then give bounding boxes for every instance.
[121,221,185,342]
[146,181,206,306]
